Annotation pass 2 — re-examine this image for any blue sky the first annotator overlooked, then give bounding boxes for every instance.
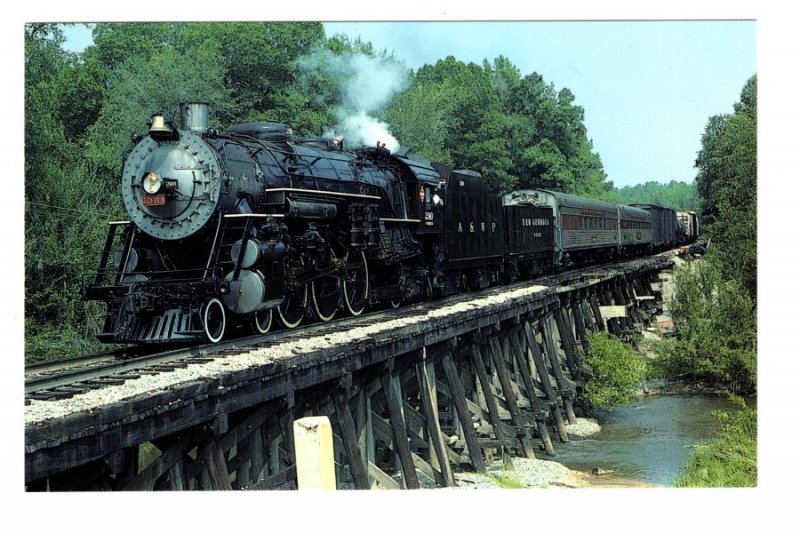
[61,21,754,188]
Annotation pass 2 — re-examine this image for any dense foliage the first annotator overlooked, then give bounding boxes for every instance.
[603,180,700,212]
[387,56,610,194]
[660,77,757,487]
[675,396,757,487]
[655,261,757,394]
[25,25,114,362]
[696,76,757,302]
[583,332,648,407]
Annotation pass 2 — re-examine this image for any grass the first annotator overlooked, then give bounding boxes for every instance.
[675,397,757,487]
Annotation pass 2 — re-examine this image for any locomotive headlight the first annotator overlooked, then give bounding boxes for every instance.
[143,172,163,194]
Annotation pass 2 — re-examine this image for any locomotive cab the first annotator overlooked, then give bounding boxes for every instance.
[388,148,441,233]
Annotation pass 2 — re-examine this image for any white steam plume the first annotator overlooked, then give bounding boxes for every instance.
[338,112,401,153]
[296,49,410,153]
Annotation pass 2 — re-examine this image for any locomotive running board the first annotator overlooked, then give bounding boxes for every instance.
[262,187,382,202]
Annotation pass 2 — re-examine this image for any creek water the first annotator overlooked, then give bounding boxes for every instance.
[548,394,751,487]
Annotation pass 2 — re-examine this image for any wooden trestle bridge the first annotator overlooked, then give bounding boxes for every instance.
[24,254,674,491]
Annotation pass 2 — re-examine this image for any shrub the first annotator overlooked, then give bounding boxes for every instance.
[584,332,648,407]
[655,260,756,394]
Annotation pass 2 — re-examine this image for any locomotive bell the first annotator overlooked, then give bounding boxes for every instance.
[148,113,171,134]
[148,112,178,141]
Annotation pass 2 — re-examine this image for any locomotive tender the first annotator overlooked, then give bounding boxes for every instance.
[84,103,694,344]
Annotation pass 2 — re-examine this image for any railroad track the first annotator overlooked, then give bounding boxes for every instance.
[25,253,673,403]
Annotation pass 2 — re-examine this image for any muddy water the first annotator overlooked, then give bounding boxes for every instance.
[548,394,750,487]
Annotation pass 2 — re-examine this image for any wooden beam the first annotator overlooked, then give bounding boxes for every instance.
[167,458,189,491]
[400,402,462,466]
[505,328,555,456]
[197,439,233,490]
[246,466,296,490]
[469,344,507,443]
[487,336,537,459]
[555,306,582,382]
[334,391,371,489]
[380,367,419,489]
[572,299,592,356]
[367,461,401,490]
[248,420,266,487]
[121,430,198,490]
[522,321,569,443]
[441,353,487,473]
[541,315,577,424]
[589,292,606,332]
[416,352,455,486]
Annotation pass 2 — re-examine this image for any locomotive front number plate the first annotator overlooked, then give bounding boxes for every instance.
[142,194,166,206]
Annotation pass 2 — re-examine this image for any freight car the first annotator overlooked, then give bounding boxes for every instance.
[631,204,683,252]
[83,103,691,344]
[676,210,700,244]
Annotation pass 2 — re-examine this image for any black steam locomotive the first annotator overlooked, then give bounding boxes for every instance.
[83,103,696,344]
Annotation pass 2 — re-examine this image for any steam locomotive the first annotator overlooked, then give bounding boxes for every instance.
[83,103,697,344]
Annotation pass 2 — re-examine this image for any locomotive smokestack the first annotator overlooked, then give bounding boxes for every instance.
[180,102,210,133]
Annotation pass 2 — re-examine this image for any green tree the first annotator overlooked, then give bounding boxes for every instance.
[387,81,455,164]
[656,261,756,394]
[172,22,326,130]
[388,57,512,190]
[83,44,235,179]
[695,76,757,300]
[25,25,111,361]
[486,63,609,195]
[90,23,171,72]
[604,180,701,211]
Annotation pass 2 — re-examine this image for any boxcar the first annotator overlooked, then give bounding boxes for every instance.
[632,204,680,251]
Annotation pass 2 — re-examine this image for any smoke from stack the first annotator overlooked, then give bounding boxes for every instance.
[296,48,410,153]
